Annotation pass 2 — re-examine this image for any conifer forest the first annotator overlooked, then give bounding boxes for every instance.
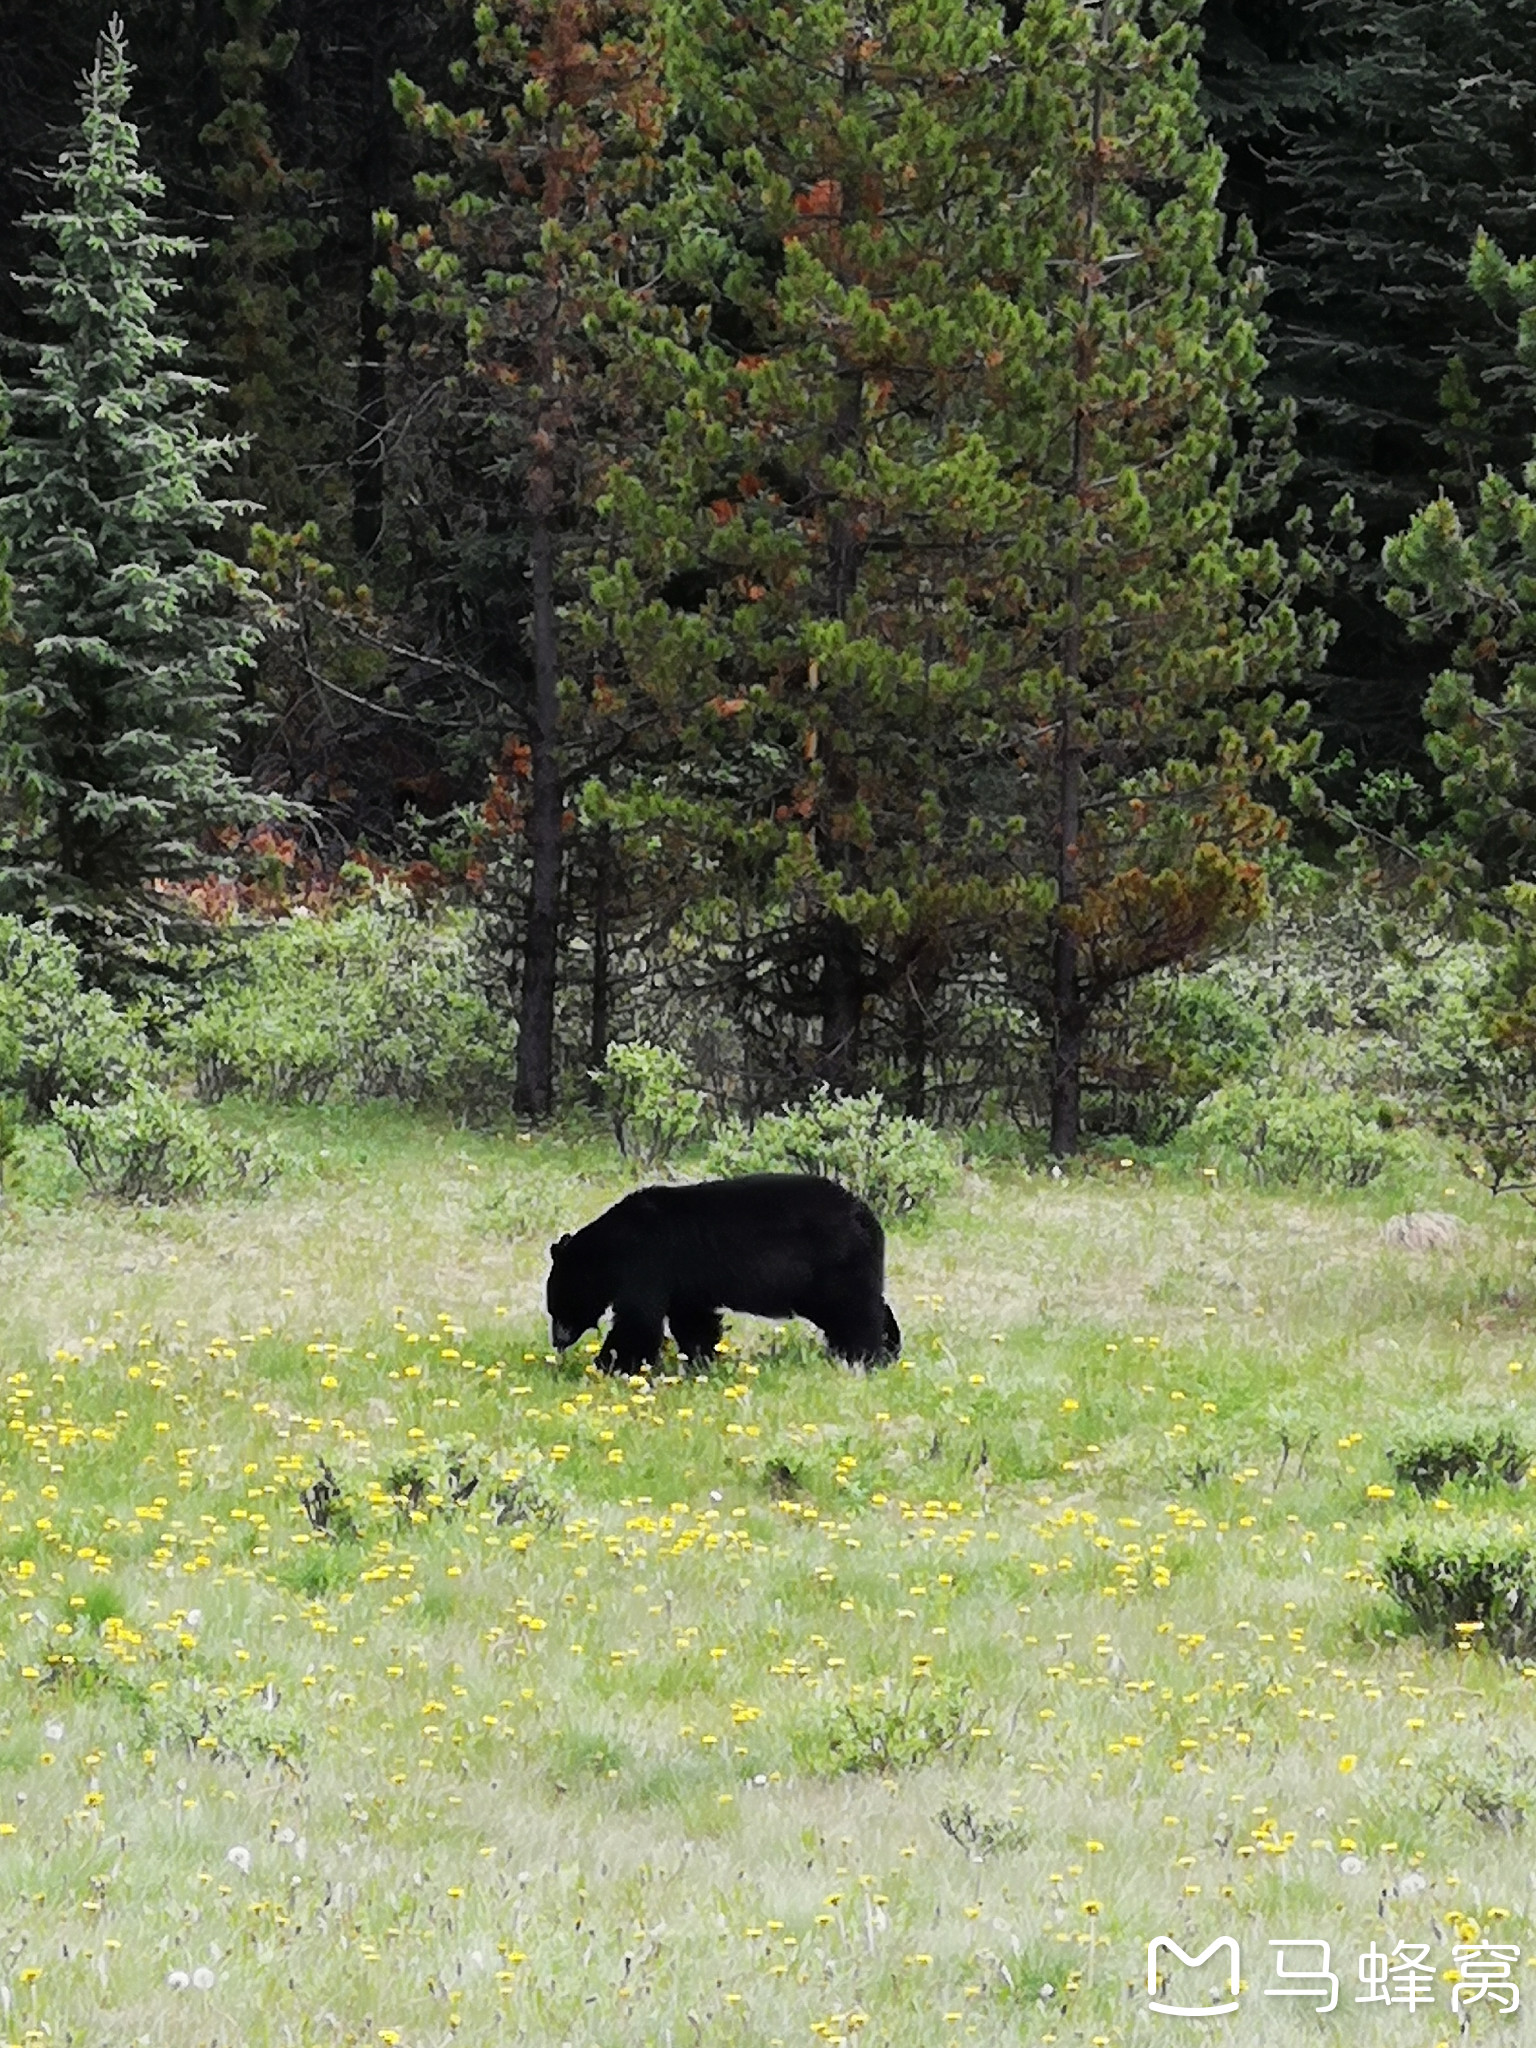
[3,0,1535,1153]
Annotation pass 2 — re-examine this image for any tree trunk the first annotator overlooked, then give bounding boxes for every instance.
[586,821,613,1100]
[1048,9,1107,1158]
[353,296,386,556]
[902,983,928,1120]
[513,509,562,1120]
[1049,996,1086,1156]
[817,914,864,1092]
[815,339,867,1088]
[1048,677,1084,1154]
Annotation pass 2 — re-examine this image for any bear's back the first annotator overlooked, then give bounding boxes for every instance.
[609,1174,873,1235]
[582,1174,878,1273]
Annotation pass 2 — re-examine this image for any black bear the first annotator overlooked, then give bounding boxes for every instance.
[546,1173,901,1373]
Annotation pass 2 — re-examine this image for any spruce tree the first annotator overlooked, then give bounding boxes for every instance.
[199,0,326,532]
[0,17,264,927]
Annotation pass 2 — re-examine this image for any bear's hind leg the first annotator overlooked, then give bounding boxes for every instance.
[598,1301,666,1375]
[668,1303,724,1366]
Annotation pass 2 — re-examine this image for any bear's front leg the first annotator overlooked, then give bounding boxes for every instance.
[598,1300,666,1374]
[668,1303,724,1365]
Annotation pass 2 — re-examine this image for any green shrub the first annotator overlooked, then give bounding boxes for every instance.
[706,1087,955,1219]
[800,1672,983,1774]
[0,1092,22,1181]
[175,896,515,1110]
[1088,973,1272,1140]
[593,1040,703,1168]
[136,1670,306,1766]
[1204,866,1493,1121]
[1424,1739,1536,1831]
[0,914,146,1112]
[53,1079,277,1203]
[379,1439,563,1530]
[1187,1080,1412,1188]
[1387,1420,1531,1496]
[1383,1520,1536,1659]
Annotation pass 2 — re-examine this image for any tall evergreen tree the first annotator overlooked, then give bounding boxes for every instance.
[989,0,1321,1153]
[199,0,327,531]
[1384,234,1536,1189]
[593,0,1317,1134]
[389,0,672,1118]
[0,17,264,928]
[593,0,1061,1098]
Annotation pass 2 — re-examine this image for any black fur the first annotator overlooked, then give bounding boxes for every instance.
[546,1173,902,1373]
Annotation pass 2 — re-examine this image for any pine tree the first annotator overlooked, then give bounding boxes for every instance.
[989,0,1322,1153]
[592,0,1066,1098]
[0,17,264,928]
[593,0,1318,1133]
[388,0,671,1119]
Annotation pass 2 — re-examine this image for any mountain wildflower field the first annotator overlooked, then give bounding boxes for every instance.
[2,1111,1536,2046]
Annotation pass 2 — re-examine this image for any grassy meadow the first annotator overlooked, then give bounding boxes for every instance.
[2,1109,1536,2045]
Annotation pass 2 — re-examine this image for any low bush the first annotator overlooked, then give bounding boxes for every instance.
[299,1459,360,1540]
[1187,1081,1413,1188]
[593,1040,703,1168]
[1387,1420,1531,1496]
[801,1672,984,1774]
[0,914,146,1112]
[137,1669,307,1766]
[1424,1740,1536,1831]
[300,1441,566,1541]
[1383,1520,1536,1660]
[706,1087,954,1219]
[1087,972,1272,1140]
[52,1080,278,1203]
[175,896,515,1111]
[0,1091,22,1181]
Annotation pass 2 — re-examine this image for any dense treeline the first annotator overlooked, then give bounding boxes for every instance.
[1,0,1535,1152]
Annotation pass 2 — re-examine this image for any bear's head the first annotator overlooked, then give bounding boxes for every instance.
[546,1231,607,1352]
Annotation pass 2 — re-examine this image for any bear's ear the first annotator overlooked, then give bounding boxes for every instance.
[550,1233,570,1254]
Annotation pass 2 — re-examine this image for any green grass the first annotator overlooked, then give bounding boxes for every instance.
[0,1110,1534,2044]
